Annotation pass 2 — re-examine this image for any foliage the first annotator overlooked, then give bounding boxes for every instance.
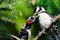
[0,0,60,40]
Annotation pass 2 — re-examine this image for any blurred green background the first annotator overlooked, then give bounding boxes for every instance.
[0,0,60,40]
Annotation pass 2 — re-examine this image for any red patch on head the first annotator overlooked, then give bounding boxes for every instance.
[26,20,31,25]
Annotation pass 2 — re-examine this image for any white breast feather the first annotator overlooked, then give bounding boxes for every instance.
[38,13,53,29]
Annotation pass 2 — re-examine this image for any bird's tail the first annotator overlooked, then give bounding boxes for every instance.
[52,25,60,40]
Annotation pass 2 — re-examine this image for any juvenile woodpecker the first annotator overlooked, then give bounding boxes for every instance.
[18,12,38,40]
[25,10,38,29]
[25,16,35,29]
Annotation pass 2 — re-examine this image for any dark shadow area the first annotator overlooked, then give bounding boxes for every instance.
[31,18,42,37]
[0,19,18,38]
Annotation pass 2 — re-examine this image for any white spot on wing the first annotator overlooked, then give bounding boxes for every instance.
[26,29,31,40]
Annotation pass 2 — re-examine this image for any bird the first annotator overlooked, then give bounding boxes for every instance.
[18,9,40,40]
[18,13,38,40]
[24,16,35,29]
[34,6,53,29]
[34,6,60,40]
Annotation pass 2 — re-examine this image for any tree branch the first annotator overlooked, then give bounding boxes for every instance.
[34,14,60,40]
[29,0,36,6]
[0,32,20,40]
[10,35,20,40]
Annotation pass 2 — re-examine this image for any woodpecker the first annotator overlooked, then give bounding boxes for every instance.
[39,7,53,29]
[18,12,38,40]
[34,6,60,40]
[25,16,35,29]
[25,11,38,29]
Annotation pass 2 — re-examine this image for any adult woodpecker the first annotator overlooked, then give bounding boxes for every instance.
[38,7,53,29]
[34,6,60,40]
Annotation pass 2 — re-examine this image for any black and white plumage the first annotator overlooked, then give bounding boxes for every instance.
[38,7,53,29]
[35,6,53,29]
[18,28,31,40]
[25,16,35,29]
[18,11,38,40]
[34,6,60,40]
[18,16,35,40]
